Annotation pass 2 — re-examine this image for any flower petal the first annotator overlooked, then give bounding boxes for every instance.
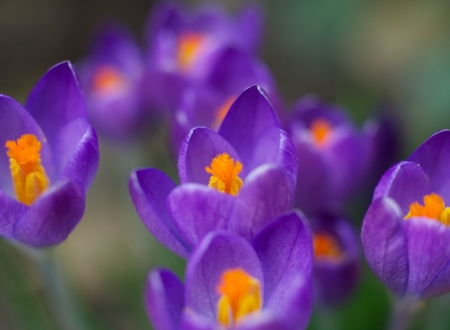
[167,184,234,248]
[0,190,27,239]
[252,211,313,322]
[178,127,242,184]
[129,169,190,258]
[408,130,450,203]
[145,269,184,330]
[229,164,295,240]
[13,180,85,247]
[404,218,450,296]
[181,311,216,330]
[361,197,408,296]
[373,161,429,215]
[185,232,263,322]
[218,85,280,166]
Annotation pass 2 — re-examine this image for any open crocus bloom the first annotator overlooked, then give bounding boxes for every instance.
[0,62,99,247]
[285,95,374,216]
[312,214,360,306]
[362,130,450,298]
[129,86,297,258]
[145,211,313,330]
[143,2,264,112]
[79,24,144,140]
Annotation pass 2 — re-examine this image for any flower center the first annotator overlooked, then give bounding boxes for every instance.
[216,268,262,327]
[310,118,333,147]
[177,32,205,71]
[91,65,128,93]
[205,153,243,196]
[212,96,236,129]
[313,232,343,261]
[6,134,50,205]
[404,193,450,226]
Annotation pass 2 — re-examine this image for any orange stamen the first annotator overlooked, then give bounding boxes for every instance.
[205,153,243,196]
[216,268,262,326]
[6,134,50,205]
[177,32,205,71]
[91,66,127,92]
[310,119,333,147]
[212,96,236,130]
[404,193,450,226]
[313,232,343,260]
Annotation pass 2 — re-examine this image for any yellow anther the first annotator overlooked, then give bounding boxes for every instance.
[91,66,127,93]
[212,96,236,130]
[205,153,243,196]
[404,193,450,226]
[6,134,49,205]
[313,232,343,261]
[177,32,205,71]
[310,118,333,147]
[216,268,262,327]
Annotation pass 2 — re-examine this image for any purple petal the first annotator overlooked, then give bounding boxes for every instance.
[129,169,190,258]
[181,312,217,330]
[0,95,53,194]
[250,127,297,185]
[0,190,27,239]
[361,197,408,296]
[408,130,450,203]
[167,184,234,248]
[236,4,264,53]
[59,123,99,191]
[237,313,285,330]
[404,218,450,296]
[373,161,429,215]
[178,127,242,184]
[229,165,295,240]
[25,62,88,175]
[218,85,280,166]
[185,232,263,322]
[252,211,312,312]
[423,257,450,298]
[13,180,85,247]
[145,269,184,330]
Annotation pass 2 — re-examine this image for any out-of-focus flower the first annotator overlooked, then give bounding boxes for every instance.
[145,211,313,330]
[285,95,374,216]
[129,86,297,258]
[79,24,145,140]
[143,2,264,112]
[312,214,360,306]
[0,62,99,247]
[362,130,450,298]
[170,47,282,152]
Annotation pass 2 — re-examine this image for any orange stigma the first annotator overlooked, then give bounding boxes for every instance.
[313,232,343,261]
[177,32,205,71]
[310,119,333,147]
[216,268,262,327]
[205,153,243,196]
[212,96,236,129]
[6,134,50,205]
[404,193,450,226]
[92,65,127,93]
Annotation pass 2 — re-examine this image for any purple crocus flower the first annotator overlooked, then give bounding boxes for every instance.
[0,62,99,247]
[285,95,373,216]
[362,130,450,298]
[129,85,297,258]
[79,24,145,140]
[145,211,313,330]
[143,2,264,112]
[170,47,282,152]
[312,213,360,306]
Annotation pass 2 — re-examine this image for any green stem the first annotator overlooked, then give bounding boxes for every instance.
[388,296,420,330]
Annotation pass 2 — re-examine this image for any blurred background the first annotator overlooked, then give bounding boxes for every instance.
[1,0,450,329]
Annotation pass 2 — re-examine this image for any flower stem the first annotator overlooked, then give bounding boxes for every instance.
[388,296,420,330]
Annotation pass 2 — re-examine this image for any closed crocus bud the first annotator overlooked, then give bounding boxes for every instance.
[362,130,450,299]
[79,24,145,140]
[0,62,99,247]
[145,211,313,330]
[285,95,374,216]
[129,86,297,258]
[311,213,360,306]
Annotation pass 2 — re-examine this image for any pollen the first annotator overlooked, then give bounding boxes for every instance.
[177,32,205,71]
[310,118,333,147]
[313,232,343,260]
[216,268,262,327]
[212,96,236,129]
[6,134,49,205]
[404,193,450,226]
[205,153,243,196]
[91,65,127,92]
